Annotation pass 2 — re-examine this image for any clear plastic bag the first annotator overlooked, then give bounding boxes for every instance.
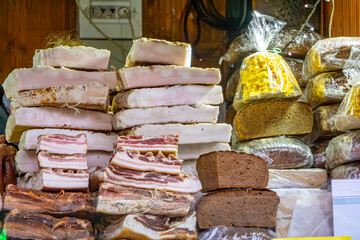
[220,28,323,66]
[303,71,350,109]
[268,168,328,189]
[331,162,360,179]
[232,137,313,169]
[303,37,360,80]
[233,12,302,110]
[311,139,331,169]
[226,68,240,102]
[198,226,278,240]
[332,46,360,131]
[326,130,360,170]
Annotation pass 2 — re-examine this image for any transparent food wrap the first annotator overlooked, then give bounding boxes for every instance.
[198,226,278,240]
[232,137,313,169]
[284,57,306,87]
[303,37,360,80]
[331,162,360,179]
[225,68,240,101]
[326,130,360,171]
[311,139,331,169]
[268,169,328,189]
[220,28,323,66]
[333,47,360,131]
[232,12,302,110]
[273,189,333,238]
[303,71,351,109]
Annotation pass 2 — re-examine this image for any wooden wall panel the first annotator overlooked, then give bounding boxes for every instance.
[142,0,228,86]
[322,0,360,37]
[0,0,77,83]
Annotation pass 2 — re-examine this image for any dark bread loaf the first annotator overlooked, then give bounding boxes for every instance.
[311,139,331,169]
[235,100,313,141]
[233,137,313,169]
[196,151,269,192]
[196,189,280,229]
[331,162,360,179]
[303,37,360,80]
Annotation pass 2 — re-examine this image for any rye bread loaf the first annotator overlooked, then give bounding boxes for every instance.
[331,162,360,179]
[196,151,269,192]
[311,139,331,169]
[232,137,313,169]
[196,189,280,229]
[235,100,313,141]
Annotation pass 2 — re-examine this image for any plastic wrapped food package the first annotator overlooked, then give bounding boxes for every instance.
[198,226,278,240]
[303,71,351,109]
[284,58,306,87]
[273,188,333,238]
[303,37,360,80]
[304,104,341,144]
[232,12,302,110]
[220,28,323,66]
[268,169,328,189]
[326,130,360,170]
[232,137,313,169]
[331,162,360,179]
[225,68,240,102]
[311,139,331,169]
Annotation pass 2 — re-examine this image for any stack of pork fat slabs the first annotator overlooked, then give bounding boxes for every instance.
[2,46,118,176]
[94,135,201,240]
[112,38,232,173]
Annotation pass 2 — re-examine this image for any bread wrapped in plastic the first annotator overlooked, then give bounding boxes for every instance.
[285,58,306,87]
[326,130,360,170]
[232,12,302,110]
[311,139,331,169]
[198,226,278,240]
[225,68,240,102]
[303,37,360,80]
[220,28,323,66]
[268,169,328,189]
[304,104,341,143]
[225,105,236,125]
[232,137,313,169]
[303,71,351,109]
[331,162,360,179]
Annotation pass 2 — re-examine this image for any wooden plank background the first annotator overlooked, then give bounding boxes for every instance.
[0,0,77,83]
[322,0,360,37]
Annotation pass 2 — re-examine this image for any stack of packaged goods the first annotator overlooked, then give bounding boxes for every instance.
[92,135,201,240]
[302,37,360,168]
[230,12,329,237]
[2,134,95,239]
[326,46,360,180]
[196,151,280,238]
[112,38,232,173]
[3,45,117,173]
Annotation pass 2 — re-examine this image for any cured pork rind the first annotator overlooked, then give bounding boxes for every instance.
[303,71,350,109]
[303,37,360,80]
[232,137,313,169]
[331,162,360,179]
[326,130,360,170]
[233,12,301,110]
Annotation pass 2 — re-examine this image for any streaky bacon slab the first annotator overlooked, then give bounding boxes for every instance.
[3,184,95,219]
[20,168,89,192]
[104,165,202,193]
[4,210,94,240]
[110,149,182,175]
[37,151,88,170]
[101,212,197,240]
[96,183,193,217]
[37,134,88,155]
[116,135,178,157]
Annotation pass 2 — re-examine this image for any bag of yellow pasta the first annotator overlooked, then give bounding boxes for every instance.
[233,12,302,111]
[334,47,360,131]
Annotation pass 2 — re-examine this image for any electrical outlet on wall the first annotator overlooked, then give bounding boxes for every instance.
[79,0,142,39]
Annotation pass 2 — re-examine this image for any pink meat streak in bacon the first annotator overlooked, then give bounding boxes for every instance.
[37,151,88,170]
[37,134,88,155]
[116,135,178,156]
[110,149,182,175]
[104,165,201,193]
